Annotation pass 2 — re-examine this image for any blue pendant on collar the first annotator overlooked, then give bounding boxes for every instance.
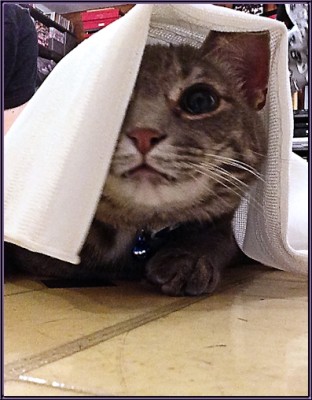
[132,230,152,260]
[132,224,182,261]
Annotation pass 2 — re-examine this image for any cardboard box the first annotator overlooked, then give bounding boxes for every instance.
[49,27,65,44]
[48,38,64,56]
[83,17,119,31]
[81,8,119,21]
[64,32,78,54]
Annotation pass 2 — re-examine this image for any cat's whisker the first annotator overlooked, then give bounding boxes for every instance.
[211,154,263,177]
[204,171,264,215]
[215,158,262,178]
[203,152,258,171]
[207,170,264,215]
[233,149,268,159]
[155,149,266,184]
[183,161,244,200]
[186,170,235,211]
[153,157,197,169]
[203,154,266,183]
[177,164,238,214]
[185,160,245,191]
[154,154,205,165]
[201,163,251,191]
[197,166,246,200]
[164,144,205,156]
[185,161,265,216]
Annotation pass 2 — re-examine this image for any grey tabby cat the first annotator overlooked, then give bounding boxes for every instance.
[5,30,270,296]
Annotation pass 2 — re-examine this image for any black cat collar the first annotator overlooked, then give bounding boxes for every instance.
[132,224,180,261]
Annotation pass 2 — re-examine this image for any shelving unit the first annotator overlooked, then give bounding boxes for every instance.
[293,110,309,161]
[21,3,74,34]
[63,4,134,42]
[20,3,77,63]
[38,43,62,63]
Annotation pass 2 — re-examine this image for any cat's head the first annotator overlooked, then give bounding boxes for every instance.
[103,30,270,226]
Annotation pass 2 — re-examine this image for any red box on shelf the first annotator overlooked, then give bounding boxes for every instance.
[81,8,119,22]
[82,17,119,31]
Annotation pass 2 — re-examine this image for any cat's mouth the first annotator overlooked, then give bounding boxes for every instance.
[122,163,175,183]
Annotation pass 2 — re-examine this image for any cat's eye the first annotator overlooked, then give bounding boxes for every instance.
[179,83,219,115]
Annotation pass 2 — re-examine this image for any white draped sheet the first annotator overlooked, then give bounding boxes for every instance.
[4,4,308,274]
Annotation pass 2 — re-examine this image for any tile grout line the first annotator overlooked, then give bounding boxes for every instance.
[4,288,45,297]
[5,377,101,396]
[5,295,209,380]
[4,268,265,381]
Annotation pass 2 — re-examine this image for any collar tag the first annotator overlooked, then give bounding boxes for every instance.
[132,230,152,260]
[132,224,181,261]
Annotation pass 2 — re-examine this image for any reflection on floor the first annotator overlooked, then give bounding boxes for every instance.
[4,264,308,396]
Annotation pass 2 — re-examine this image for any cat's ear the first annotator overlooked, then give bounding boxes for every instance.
[201,31,270,110]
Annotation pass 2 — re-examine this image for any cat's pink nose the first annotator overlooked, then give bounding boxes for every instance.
[127,128,166,155]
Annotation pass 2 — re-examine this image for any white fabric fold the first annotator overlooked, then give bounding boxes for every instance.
[4,4,153,263]
[4,4,308,274]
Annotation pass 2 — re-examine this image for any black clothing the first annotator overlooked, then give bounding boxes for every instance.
[276,5,294,29]
[4,4,38,109]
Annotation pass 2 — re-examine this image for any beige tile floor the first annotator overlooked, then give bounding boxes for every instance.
[4,264,308,396]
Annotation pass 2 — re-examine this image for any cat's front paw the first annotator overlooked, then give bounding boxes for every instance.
[145,250,221,296]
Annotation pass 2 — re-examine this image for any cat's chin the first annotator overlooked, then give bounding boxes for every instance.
[121,164,175,185]
[99,174,239,228]
[103,174,210,211]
